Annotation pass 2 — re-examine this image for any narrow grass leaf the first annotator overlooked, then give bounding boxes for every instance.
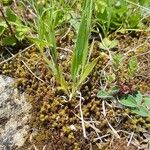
[0,25,5,36]
[87,39,95,63]
[78,56,99,86]
[59,68,69,95]
[71,0,93,81]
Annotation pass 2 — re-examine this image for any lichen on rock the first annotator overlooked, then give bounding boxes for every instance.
[0,75,31,149]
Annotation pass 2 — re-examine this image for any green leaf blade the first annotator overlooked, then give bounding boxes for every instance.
[120,95,138,108]
[71,0,93,81]
[78,56,99,86]
[0,25,5,36]
[6,8,17,22]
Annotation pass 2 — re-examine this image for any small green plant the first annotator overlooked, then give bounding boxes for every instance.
[96,50,149,117]
[99,37,119,50]
[0,0,13,6]
[128,56,138,77]
[97,86,119,99]
[97,88,150,117]
[70,0,99,96]
[0,5,29,46]
[112,53,138,78]
[94,0,146,36]
[30,0,69,94]
[31,0,99,98]
[120,91,150,117]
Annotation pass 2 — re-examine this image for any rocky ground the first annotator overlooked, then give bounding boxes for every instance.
[0,32,150,150]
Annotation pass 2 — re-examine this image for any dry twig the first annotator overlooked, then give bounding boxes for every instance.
[77,91,87,139]
[0,44,35,65]
[3,45,47,84]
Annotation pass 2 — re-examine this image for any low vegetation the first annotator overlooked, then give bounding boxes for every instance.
[0,0,150,149]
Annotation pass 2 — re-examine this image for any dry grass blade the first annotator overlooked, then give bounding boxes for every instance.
[107,120,120,139]
[78,91,87,139]
[0,44,35,65]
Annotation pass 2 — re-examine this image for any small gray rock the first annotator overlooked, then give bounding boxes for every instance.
[0,75,31,150]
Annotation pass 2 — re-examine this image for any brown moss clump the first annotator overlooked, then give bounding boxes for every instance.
[0,32,150,149]
[110,138,136,150]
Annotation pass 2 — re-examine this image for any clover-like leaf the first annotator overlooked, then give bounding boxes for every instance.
[99,38,118,50]
[128,57,138,76]
[143,97,150,109]
[132,106,150,117]
[120,95,138,107]
[110,86,120,95]
[134,91,143,105]
[112,53,124,68]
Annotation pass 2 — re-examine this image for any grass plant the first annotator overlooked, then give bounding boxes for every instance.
[30,0,99,98]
